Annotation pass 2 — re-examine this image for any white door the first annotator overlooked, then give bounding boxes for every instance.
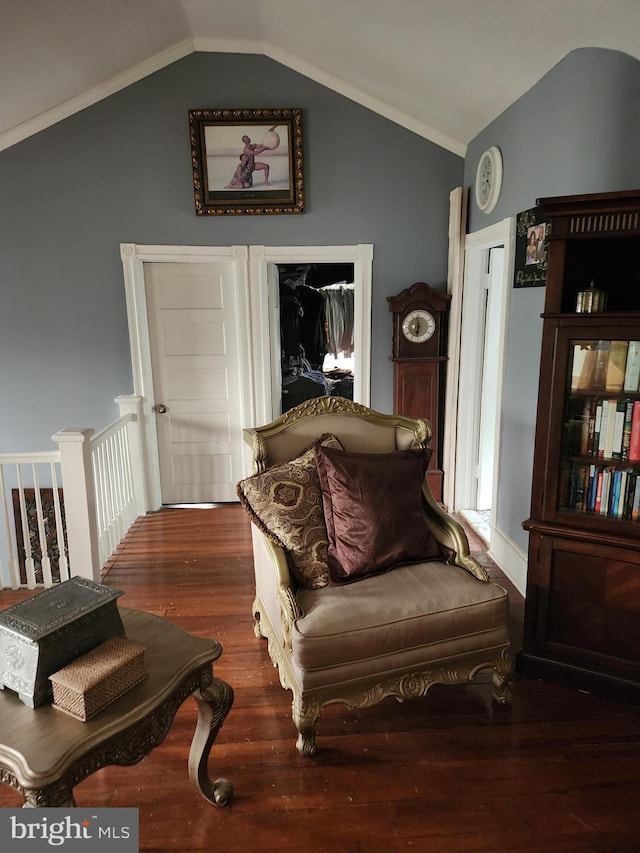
[452,219,514,539]
[145,262,245,503]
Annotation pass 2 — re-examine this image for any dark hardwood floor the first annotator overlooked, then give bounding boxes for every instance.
[1,506,640,852]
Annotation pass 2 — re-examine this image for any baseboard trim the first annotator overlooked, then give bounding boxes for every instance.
[487,526,527,597]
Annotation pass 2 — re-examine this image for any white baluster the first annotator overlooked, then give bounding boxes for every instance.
[112,430,125,542]
[0,464,21,589]
[93,443,108,567]
[106,433,121,550]
[31,464,53,588]
[50,462,69,582]
[117,425,133,529]
[16,464,37,588]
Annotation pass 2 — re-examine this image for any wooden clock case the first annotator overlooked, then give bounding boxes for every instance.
[388,282,451,501]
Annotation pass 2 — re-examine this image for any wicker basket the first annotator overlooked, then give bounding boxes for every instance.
[49,636,147,721]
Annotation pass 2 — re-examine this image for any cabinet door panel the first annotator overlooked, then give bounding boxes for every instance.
[542,537,640,676]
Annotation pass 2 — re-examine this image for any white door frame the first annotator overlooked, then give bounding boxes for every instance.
[476,246,505,510]
[121,243,373,509]
[442,187,468,510]
[450,219,514,521]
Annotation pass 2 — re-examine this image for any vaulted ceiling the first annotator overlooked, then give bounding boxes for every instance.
[1,0,639,155]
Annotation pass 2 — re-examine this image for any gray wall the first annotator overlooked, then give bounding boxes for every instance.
[0,52,462,451]
[464,48,640,551]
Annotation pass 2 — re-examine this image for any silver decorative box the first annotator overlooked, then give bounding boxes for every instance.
[0,576,125,708]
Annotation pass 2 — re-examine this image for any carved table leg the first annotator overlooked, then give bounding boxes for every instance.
[23,782,76,808]
[188,677,234,806]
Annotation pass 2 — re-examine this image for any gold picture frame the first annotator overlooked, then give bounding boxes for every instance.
[188,108,304,216]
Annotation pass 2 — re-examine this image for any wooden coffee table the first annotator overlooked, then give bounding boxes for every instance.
[0,607,234,808]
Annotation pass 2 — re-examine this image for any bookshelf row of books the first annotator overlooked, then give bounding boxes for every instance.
[563,397,640,461]
[570,339,640,394]
[562,462,640,520]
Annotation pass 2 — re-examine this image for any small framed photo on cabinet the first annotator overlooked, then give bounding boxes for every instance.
[188,108,304,216]
[514,206,549,287]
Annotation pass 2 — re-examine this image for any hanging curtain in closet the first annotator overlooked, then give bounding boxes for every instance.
[323,286,354,357]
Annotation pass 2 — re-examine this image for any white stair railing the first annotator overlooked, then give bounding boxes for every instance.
[90,396,148,568]
[0,396,149,590]
[0,454,67,589]
[92,419,132,570]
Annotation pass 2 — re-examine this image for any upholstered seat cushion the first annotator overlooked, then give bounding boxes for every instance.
[292,561,508,686]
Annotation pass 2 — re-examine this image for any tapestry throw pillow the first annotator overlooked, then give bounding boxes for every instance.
[236,434,343,589]
[315,445,442,584]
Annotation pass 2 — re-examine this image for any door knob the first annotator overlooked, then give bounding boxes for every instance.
[155,403,167,414]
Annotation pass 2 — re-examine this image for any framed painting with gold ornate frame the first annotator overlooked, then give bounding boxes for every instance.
[189,108,304,216]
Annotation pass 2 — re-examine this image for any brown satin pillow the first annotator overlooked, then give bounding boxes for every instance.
[315,445,441,584]
[236,434,343,589]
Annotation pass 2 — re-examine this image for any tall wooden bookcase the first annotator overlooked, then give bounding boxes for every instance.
[520,188,640,700]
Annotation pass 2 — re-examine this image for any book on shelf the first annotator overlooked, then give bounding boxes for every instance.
[623,471,637,520]
[630,400,640,463]
[609,469,621,517]
[574,341,609,392]
[579,397,593,456]
[602,400,617,459]
[592,342,610,390]
[622,400,634,460]
[612,469,632,518]
[623,340,640,392]
[633,476,640,521]
[600,467,613,515]
[587,464,598,511]
[611,400,627,459]
[605,340,629,392]
[597,402,609,458]
[571,345,589,392]
[564,459,640,521]
[575,464,588,511]
[572,339,640,395]
[593,401,603,454]
[621,470,636,519]
[594,468,604,513]
[567,398,640,462]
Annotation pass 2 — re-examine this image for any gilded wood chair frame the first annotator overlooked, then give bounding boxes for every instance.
[243,397,513,755]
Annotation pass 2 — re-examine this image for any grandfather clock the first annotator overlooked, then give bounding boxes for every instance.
[388,282,451,502]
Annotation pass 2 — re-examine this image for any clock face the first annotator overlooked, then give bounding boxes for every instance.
[402,309,436,343]
[478,157,493,204]
[475,146,503,213]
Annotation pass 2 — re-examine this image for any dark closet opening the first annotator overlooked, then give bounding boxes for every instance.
[278,263,355,413]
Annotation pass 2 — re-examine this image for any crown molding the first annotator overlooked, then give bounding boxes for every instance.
[263,44,466,156]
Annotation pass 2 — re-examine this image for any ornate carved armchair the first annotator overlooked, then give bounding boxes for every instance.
[240,397,513,755]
